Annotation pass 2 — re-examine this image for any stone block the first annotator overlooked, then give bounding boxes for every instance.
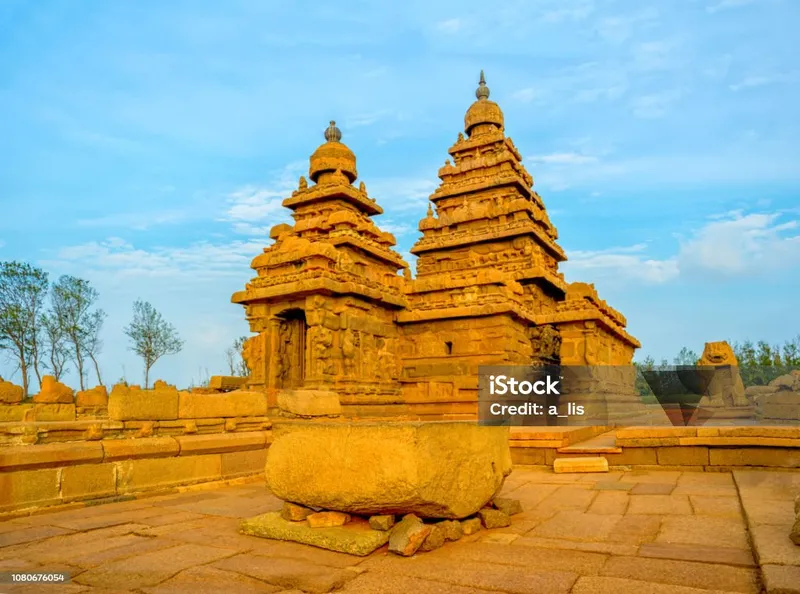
[419,523,445,552]
[492,497,523,516]
[208,376,248,391]
[307,511,350,528]
[178,390,266,419]
[240,511,388,556]
[511,447,547,465]
[710,448,800,468]
[116,454,222,493]
[461,517,482,535]
[282,502,314,522]
[108,383,179,421]
[0,468,60,512]
[762,565,800,594]
[0,403,33,422]
[791,517,800,546]
[369,515,395,531]
[276,390,341,417]
[656,447,709,466]
[478,508,511,529]
[32,403,76,421]
[220,448,267,478]
[76,386,108,408]
[553,456,609,473]
[265,421,511,519]
[176,431,266,456]
[0,441,103,470]
[437,519,464,541]
[61,462,117,501]
[102,436,179,461]
[0,376,23,403]
[32,375,74,404]
[389,514,431,556]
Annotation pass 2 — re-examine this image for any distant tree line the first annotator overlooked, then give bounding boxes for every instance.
[0,261,183,395]
[635,336,800,395]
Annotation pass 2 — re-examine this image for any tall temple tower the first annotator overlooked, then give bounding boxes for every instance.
[397,72,640,417]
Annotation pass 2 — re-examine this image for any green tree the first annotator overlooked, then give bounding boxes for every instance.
[225,335,249,377]
[782,336,800,367]
[673,347,698,366]
[41,311,69,381]
[124,299,184,389]
[51,276,106,390]
[0,261,49,396]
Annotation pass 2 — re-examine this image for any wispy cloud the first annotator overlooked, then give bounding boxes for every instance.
[77,209,190,231]
[706,0,760,14]
[563,209,800,286]
[728,72,797,91]
[630,90,681,118]
[528,152,599,165]
[511,88,543,103]
[436,18,462,33]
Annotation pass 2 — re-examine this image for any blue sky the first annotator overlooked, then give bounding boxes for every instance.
[1,0,798,390]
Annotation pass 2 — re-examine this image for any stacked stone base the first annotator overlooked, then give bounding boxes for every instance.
[241,497,521,556]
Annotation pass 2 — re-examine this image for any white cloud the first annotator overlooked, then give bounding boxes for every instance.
[511,88,543,103]
[77,209,190,231]
[528,152,599,165]
[368,176,438,211]
[564,243,680,285]
[678,210,800,277]
[631,90,681,119]
[706,0,759,14]
[562,209,800,287]
[728,72,797,91]
[436,18,462,33]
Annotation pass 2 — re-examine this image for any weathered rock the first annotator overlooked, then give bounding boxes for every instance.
[76,385,108,408]
[368,515,395,531]
[554,456,609,473]
[492,497,523,516]
[419,523,445,552]
[434,519,462,542]
[277,390,341,417]
[461,517,482,535]
[265,421,512,519]
[33,375,74,404]
[794,494,800,516]
[791,517,800,546]
[208,375,248,391]
[0,376,23,404]
[240,511,388,556]
[388,514,431,556]
[745,385,778,399]
[281,502,314,522]
[108,382,179,421]
[770,374,797,390]
[478,508,511,529]
[307,511,350,528]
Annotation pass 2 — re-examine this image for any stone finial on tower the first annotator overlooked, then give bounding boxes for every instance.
[476,70,490,100]
[324,120,342,142]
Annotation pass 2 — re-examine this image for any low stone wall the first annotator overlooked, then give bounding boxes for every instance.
[510,426,800,470]
[0,431,269,514]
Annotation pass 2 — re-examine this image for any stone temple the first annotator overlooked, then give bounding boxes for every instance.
[231,71,641,421]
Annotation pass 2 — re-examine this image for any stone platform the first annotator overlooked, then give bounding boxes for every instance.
[2,467,798,593]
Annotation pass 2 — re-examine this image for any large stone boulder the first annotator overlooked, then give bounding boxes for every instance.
[266,421,512,519]
[0,376,24,404]
[33,375,74,404]
[76,385,108,408]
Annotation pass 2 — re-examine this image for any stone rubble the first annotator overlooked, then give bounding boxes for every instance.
[478,507,511,529]
[492,497,523,516]
[419,523,446,552]
[368,514,395,531]
[388,514,432,557]
[281,502,315,522]
[307,511,351,528]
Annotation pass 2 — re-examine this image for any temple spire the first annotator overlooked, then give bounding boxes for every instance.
[476,70,490,100]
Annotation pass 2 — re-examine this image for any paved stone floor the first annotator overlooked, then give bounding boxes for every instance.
[1,468,799,593]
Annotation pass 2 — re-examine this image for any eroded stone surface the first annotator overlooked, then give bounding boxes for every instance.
[368,515,395,531]
[0,376,24,404]
[388,514,431,556]
[33,375,74,404]
[266,421,511,519]
[478,508,511,529]
[240,512,387,557]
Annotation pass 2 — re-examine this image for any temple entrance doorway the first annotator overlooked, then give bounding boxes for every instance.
[276,309,307,389]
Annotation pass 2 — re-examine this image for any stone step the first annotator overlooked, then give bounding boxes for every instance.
[553,456,609,473]
[556,431,622,455]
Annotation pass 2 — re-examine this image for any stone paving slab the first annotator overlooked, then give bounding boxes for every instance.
[2,467,800,593]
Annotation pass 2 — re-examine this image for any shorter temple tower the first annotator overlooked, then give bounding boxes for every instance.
[232,122,408,410]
